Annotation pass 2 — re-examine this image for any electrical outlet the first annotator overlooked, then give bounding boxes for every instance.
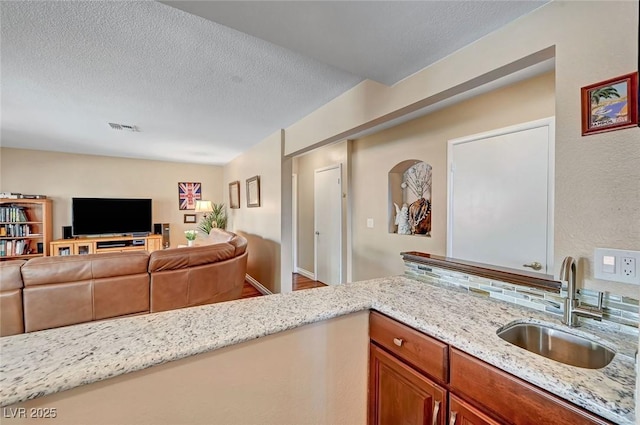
[594,248,640,285]
[621,257,636,278]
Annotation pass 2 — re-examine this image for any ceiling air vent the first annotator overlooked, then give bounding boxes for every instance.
[108,122,139,132]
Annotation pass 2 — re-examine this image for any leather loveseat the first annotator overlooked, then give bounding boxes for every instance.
[0,229,248,336]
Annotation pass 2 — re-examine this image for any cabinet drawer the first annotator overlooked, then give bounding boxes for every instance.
[450,394,502,425]
[450,348,612,425]
[369,311,448,382]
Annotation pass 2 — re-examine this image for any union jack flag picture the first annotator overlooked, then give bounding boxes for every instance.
[178,182,202,210]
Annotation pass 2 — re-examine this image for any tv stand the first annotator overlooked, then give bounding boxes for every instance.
[50,234,162,256]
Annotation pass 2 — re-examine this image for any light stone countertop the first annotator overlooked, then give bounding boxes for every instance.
[0,276,636,424]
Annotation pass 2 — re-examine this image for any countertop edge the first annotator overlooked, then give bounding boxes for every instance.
[0,277,635,424]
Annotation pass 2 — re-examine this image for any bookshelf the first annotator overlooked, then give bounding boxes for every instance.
[0,198,52,260]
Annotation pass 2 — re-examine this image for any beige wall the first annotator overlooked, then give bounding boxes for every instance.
[294,140,349,277]
[0,148,222,245]
[283,1,640,297]
[5,311,369,425]
[351,72,555,281]
[223,131,285,292]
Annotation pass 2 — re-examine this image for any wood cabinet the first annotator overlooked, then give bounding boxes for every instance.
[50,234,162,256]
[369,344,446,425]
[0,198,52,260]
[368,311,613,425]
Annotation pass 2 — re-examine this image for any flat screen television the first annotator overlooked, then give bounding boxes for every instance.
[72,198,152,236]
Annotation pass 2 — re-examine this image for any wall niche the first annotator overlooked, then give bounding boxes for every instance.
[388,160,432,237]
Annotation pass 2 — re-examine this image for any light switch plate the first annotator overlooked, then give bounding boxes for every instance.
[594,248,640,285]
[366,218,374,228]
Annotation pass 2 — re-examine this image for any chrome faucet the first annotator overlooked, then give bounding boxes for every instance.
[560,256,604,327]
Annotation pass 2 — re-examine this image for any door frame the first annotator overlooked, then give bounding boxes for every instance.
[446,117,555,271]
[314,163,343,285]
[292,173,298,275]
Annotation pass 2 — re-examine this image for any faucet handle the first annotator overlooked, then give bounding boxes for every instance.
[578,290,604,310]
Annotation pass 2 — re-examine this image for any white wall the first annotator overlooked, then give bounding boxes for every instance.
[223,130,287,292]
[0,148,222,245]
[5,312,369,425]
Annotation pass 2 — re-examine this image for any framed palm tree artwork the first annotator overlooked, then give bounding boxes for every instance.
[581,72,638,136]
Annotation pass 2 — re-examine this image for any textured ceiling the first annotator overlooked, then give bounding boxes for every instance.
[1,1,547,165]
[163,1,547,86]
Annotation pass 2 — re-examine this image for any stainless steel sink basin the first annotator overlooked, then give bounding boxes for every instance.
[497,322,615,369]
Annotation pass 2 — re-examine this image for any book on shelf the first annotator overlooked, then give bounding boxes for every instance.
[0,223,31,237]
[0,205,28,222]
[0,239,30,256]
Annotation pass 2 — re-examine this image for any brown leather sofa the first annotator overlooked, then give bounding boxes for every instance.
[0,230,248,336]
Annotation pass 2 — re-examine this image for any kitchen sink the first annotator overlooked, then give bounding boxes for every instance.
[497,322,615,369]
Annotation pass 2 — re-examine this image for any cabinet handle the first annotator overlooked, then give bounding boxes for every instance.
[393,338,403,347]
[431,400,440,425]
[449,411,457,425]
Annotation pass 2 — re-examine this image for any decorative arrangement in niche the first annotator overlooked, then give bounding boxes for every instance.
[388,160,432,236]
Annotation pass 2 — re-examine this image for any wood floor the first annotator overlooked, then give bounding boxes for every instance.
[241,273,326,298]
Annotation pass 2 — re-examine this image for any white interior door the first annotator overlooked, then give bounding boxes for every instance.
[314,164,342,285]
[447,118,554,274]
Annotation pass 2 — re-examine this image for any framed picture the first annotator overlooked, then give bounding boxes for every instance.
[581,72,638,136]
[246,175,261,208]
[183,214,196,223]
[178,182,202,210]
[229,181,240,209]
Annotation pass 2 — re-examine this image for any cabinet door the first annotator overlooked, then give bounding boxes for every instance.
[74,242,94,255]
[449,395,502,425]
[51,242,73,256]
[370,343,446,425]
[146,237,161,252]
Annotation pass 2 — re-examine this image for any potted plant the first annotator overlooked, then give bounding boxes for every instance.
[198,203,227,234]
[184,230,198,246]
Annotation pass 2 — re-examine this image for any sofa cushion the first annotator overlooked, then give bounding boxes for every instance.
[0,260,25,291]
[204,228,234,244]
[204,229,247,256]
[228,234,248,256]
[24,280,93,332]
[148,243,235,272]
[91,251,150,278]
[150,269,189,313]
[94,274,149,320]
[0,260,26,336]
[21,255,93,286]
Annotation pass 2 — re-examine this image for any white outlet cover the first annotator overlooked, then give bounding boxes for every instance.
[594,248,640,285]
[366,218,374,228]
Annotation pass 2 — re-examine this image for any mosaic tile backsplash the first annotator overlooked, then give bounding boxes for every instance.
[404,260,639,334]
